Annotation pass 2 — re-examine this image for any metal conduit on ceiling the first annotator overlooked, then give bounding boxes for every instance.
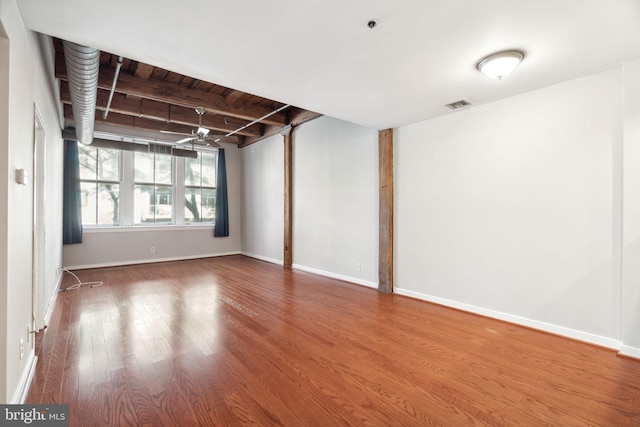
[62,40,99,145]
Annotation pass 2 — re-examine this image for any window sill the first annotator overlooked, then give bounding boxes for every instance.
[83,224,214,233]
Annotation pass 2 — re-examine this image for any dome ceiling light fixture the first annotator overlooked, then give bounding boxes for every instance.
[476,50,525,80]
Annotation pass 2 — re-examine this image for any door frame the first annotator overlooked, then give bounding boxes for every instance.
[32,103,47,331]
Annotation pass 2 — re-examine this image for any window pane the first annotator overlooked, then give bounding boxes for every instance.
[201,188,216,222]
[184,156,201,187]
[134,184,173,224]
[184,187,200,222]
[78,145,97,181]
[184,188,216,223]
[134,152,154,183]
[97,183,119,225]
[155,185,173,223]
[80,182,97,225]
[134,153,174,224]
[201,152,216,187]
[134,184,154,224]
[98,148,120,181]
[156,156,173,185]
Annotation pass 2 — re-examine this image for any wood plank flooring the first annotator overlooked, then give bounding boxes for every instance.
[27,255,640,426]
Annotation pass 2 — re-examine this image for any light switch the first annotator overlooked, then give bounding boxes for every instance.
[15,169,28,185]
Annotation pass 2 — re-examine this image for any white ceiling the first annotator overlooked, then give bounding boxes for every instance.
[16,0,640,130]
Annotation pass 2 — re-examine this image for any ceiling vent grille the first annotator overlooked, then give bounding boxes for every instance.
[148,143,172,155]
[444,99,472,110]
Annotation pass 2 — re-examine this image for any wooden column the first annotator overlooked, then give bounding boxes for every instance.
[284,129,293,269]
[378,129,394,293]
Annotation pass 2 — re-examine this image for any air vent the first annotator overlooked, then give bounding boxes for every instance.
[148,143,172,155]
[444,99,472,110]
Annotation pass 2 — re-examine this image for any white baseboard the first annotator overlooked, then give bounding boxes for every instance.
[64,251,242,270]
[240,254,378,289]
[11,352,37,404]
[619,345,640,360]
[394,287,622,350]
[241,252,283,266]
[41,269,64,330]
[292,263,378,289]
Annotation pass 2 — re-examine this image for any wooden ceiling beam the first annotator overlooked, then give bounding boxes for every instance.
[225,89,245,104]
[56,53,287,126]
[63,105,242,144]
[240,109,322,147]
[60,82,262,137]
[133,62,154,80]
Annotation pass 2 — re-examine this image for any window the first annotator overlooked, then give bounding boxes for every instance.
[134,152,173,224]
[184,152,217,223]
[78,144,120,225]
[76,142,217,228]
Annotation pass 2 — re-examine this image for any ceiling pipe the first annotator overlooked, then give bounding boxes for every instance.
[62,41,100,145]
[215,104,291,142]
[103,56,124,120]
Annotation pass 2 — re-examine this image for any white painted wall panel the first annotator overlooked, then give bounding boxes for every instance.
[241,134,284,263]
[622,59,640,357]
[36,34,65,332]
[240,116,378,286]
[292,116,378,286]
[396,69,622,344]
[0,0,63,402]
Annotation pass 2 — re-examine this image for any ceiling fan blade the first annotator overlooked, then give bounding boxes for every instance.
[204,135,225,146]
[174,136,195,144]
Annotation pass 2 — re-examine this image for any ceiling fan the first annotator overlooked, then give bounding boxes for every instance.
[163,107,222,148]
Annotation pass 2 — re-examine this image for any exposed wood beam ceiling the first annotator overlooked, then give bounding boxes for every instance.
[54,38,321,147]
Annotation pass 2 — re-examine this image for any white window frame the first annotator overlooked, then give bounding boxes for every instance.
[81,143,217,230]
[133,151,175,226]
[78,144,123,227]
[184,151,217,225]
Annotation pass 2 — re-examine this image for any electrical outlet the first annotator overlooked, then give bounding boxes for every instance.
[19,338,24,360]
[356,263,361,272]
[150,246,156,253]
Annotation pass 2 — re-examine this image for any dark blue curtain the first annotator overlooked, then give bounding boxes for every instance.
[214,148,229,237]
[63,139,83,244]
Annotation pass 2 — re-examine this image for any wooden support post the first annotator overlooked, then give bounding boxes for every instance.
[284,129,293,269]
[378,129,394,293]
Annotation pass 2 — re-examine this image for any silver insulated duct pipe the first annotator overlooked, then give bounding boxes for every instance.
[63,41,99,145]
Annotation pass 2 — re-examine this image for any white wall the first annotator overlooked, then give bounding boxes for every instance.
[293,117,378,286]
[37,34,64,335]
[0,0,64,403]
[241,116,379,287]
[0,11,9,407]
[241,134,284,263]
[63,143,243,269]
[622,59,640,358]
[395,68,631,349]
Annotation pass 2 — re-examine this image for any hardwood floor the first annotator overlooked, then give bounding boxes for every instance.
[27,255,640,426]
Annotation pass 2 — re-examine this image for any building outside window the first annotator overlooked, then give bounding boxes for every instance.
[134,152,173,224]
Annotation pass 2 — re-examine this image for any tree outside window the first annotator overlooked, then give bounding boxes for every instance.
[78,144,120,225]
[184,151,217,223]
